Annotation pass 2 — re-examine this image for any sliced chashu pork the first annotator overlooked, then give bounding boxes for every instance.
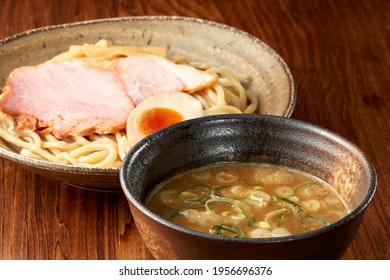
[0,61,134,139]
[114,54,218,105]
[0,54,218,139]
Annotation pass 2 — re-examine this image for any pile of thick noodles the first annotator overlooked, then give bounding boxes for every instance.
[0,40,259,168]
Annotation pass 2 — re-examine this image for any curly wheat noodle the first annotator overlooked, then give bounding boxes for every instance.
[0,42,259,168]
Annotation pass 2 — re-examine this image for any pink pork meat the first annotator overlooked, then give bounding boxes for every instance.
[114,54,218,105]
[0,61,134,139]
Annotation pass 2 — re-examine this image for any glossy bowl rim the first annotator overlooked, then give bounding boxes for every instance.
[120,114,377,244]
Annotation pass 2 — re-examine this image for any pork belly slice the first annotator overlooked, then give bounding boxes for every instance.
[114,54,218,105]
[0,61,134,139]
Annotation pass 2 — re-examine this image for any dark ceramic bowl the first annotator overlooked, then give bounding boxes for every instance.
[120,114,377,259]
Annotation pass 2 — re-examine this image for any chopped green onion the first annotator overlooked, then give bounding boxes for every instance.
[211,224,246,238]
[213,185,232,197]
[248,190,271,202]
[279,197,300,207]
[178,184,211,202]
[265,208,288,226]
[244,178,262,187]
[248,218,256,227]
[302,215,330,226]
[265,208,287,221]
[163,208,183,219]
[205,197,251,215]
[294,182,320,194]
[277,197,306,220]
[277,197,330,228]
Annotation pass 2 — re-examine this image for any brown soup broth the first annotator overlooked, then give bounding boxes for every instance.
[147,163,349,238]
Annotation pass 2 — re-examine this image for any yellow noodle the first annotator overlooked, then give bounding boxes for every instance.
[49,39,166,62]
[0,41,259,168]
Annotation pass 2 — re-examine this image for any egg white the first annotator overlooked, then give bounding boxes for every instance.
[126,92,204,146]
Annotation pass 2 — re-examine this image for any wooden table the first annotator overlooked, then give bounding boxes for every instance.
[0,0,388,260]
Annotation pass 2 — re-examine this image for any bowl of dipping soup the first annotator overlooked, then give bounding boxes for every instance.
[119,114,377,259]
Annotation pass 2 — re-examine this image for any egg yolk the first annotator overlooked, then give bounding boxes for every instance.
[135,107,185,136]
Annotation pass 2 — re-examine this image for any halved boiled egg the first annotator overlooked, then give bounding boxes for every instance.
[126,92,204,145]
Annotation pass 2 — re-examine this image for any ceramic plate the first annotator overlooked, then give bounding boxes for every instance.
[0,16,296,191]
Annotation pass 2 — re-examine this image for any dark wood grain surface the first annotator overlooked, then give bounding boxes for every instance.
[0,0,389,260]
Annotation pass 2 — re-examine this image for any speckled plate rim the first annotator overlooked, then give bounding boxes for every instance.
[0,16,297,190]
